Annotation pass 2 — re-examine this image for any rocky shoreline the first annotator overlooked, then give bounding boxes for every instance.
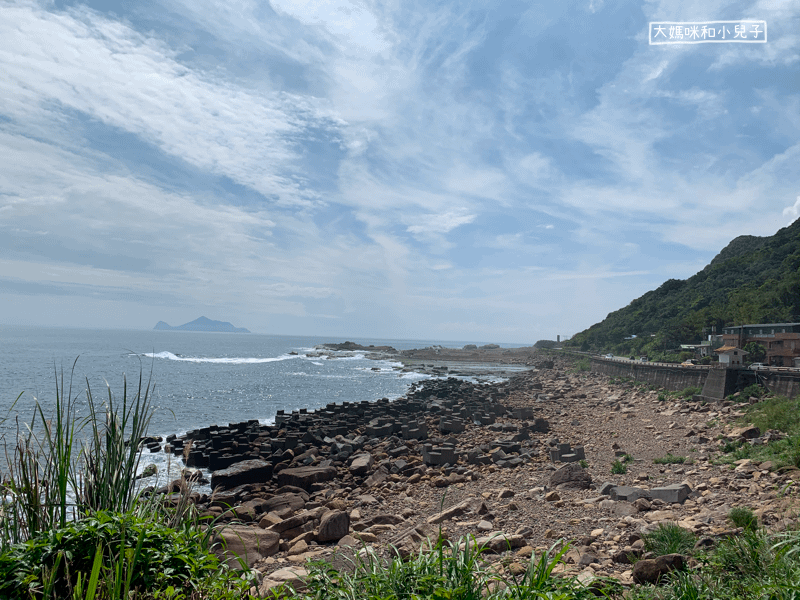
[145,352,800,596]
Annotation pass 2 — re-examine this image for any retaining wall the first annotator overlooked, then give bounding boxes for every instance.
[591,357,800,399]
[590,358,709,392]
[762,372,800,399]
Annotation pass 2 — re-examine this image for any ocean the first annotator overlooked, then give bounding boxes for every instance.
[0,325,516,484]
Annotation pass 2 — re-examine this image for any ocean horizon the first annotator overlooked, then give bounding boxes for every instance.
[0,324,527,485]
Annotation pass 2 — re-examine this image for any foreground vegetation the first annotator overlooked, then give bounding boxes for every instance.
[0,366,250,599]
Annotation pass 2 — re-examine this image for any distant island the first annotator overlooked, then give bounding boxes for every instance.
[153,316,250,333]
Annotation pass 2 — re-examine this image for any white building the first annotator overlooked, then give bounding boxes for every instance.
[715,345,748,367]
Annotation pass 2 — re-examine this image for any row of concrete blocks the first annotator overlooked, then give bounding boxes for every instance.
[549,442,586,463]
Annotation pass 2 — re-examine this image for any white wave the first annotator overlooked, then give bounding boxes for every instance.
[332,353,366,361]
[399,372,432,380]
[143,351,300,364]
[312,362,324,366]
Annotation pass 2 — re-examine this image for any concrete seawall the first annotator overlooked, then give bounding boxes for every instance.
[590,357,800,400]
[590,358,709,393]
[762,371,800,399]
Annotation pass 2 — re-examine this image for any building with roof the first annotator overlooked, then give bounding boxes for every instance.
[715,345,748,367]
[722,323,800,367]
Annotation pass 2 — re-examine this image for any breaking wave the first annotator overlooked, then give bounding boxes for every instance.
[143,351,301,364]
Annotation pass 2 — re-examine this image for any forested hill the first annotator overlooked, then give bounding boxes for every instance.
[565,218,800,356]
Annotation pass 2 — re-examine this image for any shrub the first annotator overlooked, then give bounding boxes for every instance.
[0,511,232,598]
[611,460,627,475]
[679,386,702,399]
[740,383,766,401]
[0,364,250,600]
[642,522,696,556]
[573,358,591,372]
[729,506,758,531]
[653,454,687,465]
[746,395,800,434]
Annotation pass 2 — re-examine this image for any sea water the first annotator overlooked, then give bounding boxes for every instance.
[0,325,509,485]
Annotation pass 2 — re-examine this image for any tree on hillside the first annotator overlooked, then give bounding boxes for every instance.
[743,342,766,363]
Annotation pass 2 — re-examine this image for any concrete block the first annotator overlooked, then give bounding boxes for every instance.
[649,484,691,504]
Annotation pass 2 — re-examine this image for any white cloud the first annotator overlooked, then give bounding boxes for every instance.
[407,211,476,235]
[783,196,800,223]
[0,1,340,206]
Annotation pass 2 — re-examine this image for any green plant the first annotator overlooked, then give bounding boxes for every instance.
[746,395,800,434]
[679,386,702,399]
[0,510,236,598]
[78,370,155,515]
[611,460,627,475]
[571,358,591,372]
[740,383,766,401]
[653,453,687,465]
[621,453,633,463]
[0,365,81,545]
[642,522,696,557]
[729,506,758,531]
[578,459,588,468]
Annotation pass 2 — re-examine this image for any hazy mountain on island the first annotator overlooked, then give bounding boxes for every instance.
[154,316,250,333]
[565,218,800,356]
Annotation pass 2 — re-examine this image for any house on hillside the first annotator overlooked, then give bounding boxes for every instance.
[715,345,748,367]
[722,323,800,367]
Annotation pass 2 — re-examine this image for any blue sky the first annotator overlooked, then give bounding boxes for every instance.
[1,0,798,343]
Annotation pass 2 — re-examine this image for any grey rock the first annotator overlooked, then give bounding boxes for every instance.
[550,462,592,490]
[349,453,374,475]
[210,459,273,491]
[317,510,350,543]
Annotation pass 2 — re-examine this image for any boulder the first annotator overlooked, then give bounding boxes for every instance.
[632,553,686,584]
[258,566,308,596]
[364,466,390,487]
[349,453,374,475]
[649,484,691,504]
[276,466,337,491]
[213,525,279,569]
[210,459,273,491]
[550,462,592,490]
[263,492,307,517]
[467,532,526,554]
[731,426,761,440]
[317,510,350,543]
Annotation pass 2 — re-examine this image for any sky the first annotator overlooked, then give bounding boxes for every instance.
[1,0,798,344]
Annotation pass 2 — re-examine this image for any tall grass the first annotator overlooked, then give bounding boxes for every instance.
[78,368,155,515]
[1,361,82,544]
[293,537,615,600]
[0,362,253,599]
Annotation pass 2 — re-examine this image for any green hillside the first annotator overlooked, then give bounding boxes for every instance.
[565,218,800,358]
